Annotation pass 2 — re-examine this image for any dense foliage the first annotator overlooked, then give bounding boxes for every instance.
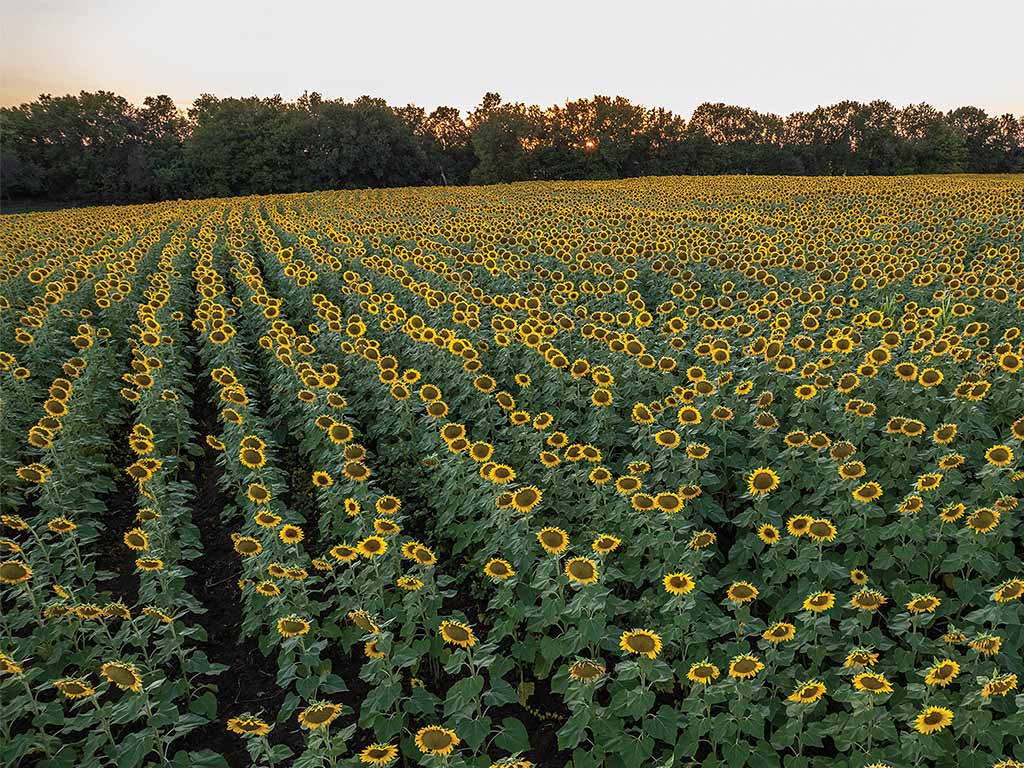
[1,176,1023,768]
[2,92,1023,205]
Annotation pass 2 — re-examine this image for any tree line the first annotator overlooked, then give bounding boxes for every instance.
[2,91,1022,205]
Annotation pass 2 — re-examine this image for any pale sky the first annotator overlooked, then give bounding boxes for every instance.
[1,0,1022,117]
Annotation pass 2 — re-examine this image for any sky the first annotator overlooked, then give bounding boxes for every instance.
[2,0,1022,117]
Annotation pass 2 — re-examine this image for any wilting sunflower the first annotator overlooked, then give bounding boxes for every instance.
[746,467,780,496]
[53,677,95,699]
[537,527,569,555]
[227,716,272,737]
[728,654,764,680]
[100,661,143,692]
[664,572,696,596]
[914,706,953,734]
[439,620,476,648]
[993,579,1024,603]
[359,743,399,765]
[619,629,663,659]
[565,557,599,585]
[348,609,380,635]
[981,673,1017,698]
[568,658,606,683]
[788,680,826,704]
[726,581,758,604]
[969,634,1002,656]
[415,726,460,756]
[852,672,892,694]
[297,701,343,730]
[484,558,515,580]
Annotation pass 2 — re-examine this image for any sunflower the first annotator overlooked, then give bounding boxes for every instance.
[255,510,282,528]
[726,581,758,604]
[298,701,343,730]
[787,680,826,704]
[227,716,272,737]
[364,639,386,659]
[969,634,1001,656]
[100,661,143,692]
[484,558,515,580]
[439,620,476,648]
[688,529,716,550]
[0,653,23,675]
[568,659,606,683]
[348,609,380,635]
[844,648,879,668]
[239,447,266,470]
[803,591,835,613]
[757,524,781,544]
[136,558,164,572]
[906,594,941,614]
[966,507,1000,534]
[565,557,599,585]
[330,544,359,563]
[852,672,892,694]
[357,536,388,558]
[415,726,460,756]
[247,483,271,504]
[746,467,780,496]
[913,706,953,735]
[838,461,866,480]
[537,527,569,555]
[619,629,662,659]
[850,589,888,612]
[981,673,1017,698]
[396,576,423,591]
[728,654,764,680]
[676,405,701,426]
[654,429,680,449]
[279,524,304,545]
[511,486,543,514]
[686,661,720,685]
[993,579,1024,603]
[663,572,696,595]
[233,536,262,557]
[985,444,1015,467]
[852,482,883,503]
[312,470,334,487]
[277,615,311,638]
[53,678,95,699]
[123,527,149,551]
[359,743,399,765]
[0,560,33,584]
[807,519,837,542]
[592,535,621,554]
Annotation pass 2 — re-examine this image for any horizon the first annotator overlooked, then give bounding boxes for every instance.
[2,0,1022,116]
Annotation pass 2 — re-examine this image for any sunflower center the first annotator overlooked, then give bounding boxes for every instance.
[627,634,656,653]
[421,730,453,750]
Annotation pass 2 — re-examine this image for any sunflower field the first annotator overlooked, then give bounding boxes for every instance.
[2,175,1023,768]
